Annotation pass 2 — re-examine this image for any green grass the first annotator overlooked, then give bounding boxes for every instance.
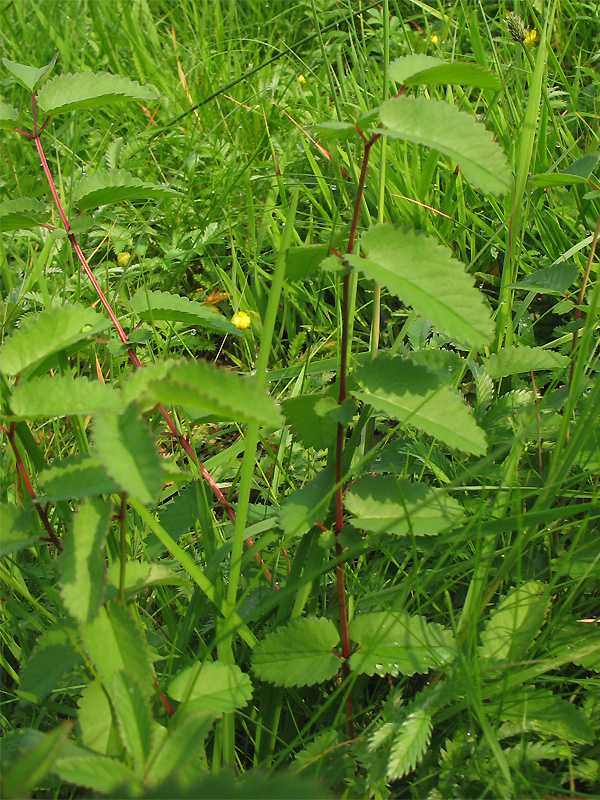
[1,1,599,798]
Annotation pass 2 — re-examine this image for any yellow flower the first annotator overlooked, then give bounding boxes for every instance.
[524,28,538,45]
[232,311,251,330]
[298,74,307,85]
[117,252,131,268]
[431,34,439,45]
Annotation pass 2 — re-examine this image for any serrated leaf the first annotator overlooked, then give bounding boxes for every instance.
[130,289,238,335]
[386,708,432,780]
[61,498,110,625]
[146,712,213,786]
[507,261,580,294]
[278,464,334,537]
[483,345,569,378]
[0,502,39,555]
[390,54,501,89]
[353,356,487,455]
[10,374,122,418]
[492,687,594,744]
[479,581,549,663]
[110,671,154,768]
[2,723,73,800]
[282,394,338,450]
[93,405,163,505]
[0,304,110,376]
[79,600,154,695]
[146,360,283,428]
[345,475,463,536]
[0,101,19,130]
[251,617,340,687]
[77,680,120,756]
[72,169,180,211]
[53,754,137,794]
[38,454,120,501]
[285,244,330,282]
[346,225,493,348]
[2,52,58,92]
[0,197,47,232]
[348,612,456,677]
[36,71,158,116]
[547,619,600,671]
[379,95,511,195]
[168,662,252,714]
[19,625,81,703]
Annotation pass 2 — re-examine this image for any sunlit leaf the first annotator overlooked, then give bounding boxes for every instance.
[168,662,252,714]
[386,708,432,781]
[483,345,569,378]
[390,54,501,89]
[38,454,120,501]
[130,289,238,335]
[0,197,47,232]
[72,169,180,211]
[2,52,58,92]
[10,374,122,418]
[53,754,137,794]
[0,101,20,130]
[36,71,158,115]
[479,581,549,663]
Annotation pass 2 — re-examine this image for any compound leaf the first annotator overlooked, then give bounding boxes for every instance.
[10,374,122,418]
[386,708,432,780]
[36,71,158,115]
[130,289,238,335]
[72,169,180,211]
[379,95,511,195]
[251,617,340,687]
[168,662,252,714]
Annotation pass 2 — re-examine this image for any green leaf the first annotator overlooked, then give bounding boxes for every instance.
[282,394,338,450]
[2,723,73,800]
[278,465,334,538]
[346,225,493,348]
[285,244,330,282]
[0,304,111,376]
[251,617,340,687]
[379,95,511,195]
[38,454,120,501]
[107,561,191,595]
[130,289,238,335]
[353,356,487,455]
[386,708,432,780]
[168,662,252,714]
[19,624,81,703]
[146,772,326,800]
[531,153,599,187]
[507,261,580,294]
[146,712,213,786]
[77,680,120,756]
[10,374,122,418]
[61,498,110,625]
[110,671,154,768]
[548,619,600,671]
[0,502,39,555]
[146,360,283,428]
[348,612,456,677]
[390,54,501,89]
[2,52,58,92]
[0,102,19,130]
[36,71,158,116]
[53,754,137,794]
[72,169,180,211]
[312,120,358,140]
[0,198,47,232]
[491,687,594,744]
[483,345,569,378]
[79,600,155,695]
[479,581,549,663]
[93,405,163,505]
[344,475,463,536]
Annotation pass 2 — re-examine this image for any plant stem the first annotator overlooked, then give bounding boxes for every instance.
[118,492,127,604]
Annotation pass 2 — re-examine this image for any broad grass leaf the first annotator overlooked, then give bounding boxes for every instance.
[479,581,549,663]
[0,197,47,231]
[390,54,501,89]
[386,708,432,780]
[282,394,338,450]
[0,502,39,555]
[0,304,110,376]
[345,475,463,536]
[38,454,120,500]
[72,169,180,211]
[93,405,163,505]
[60,498,110,625]
[168,662,252,714]
[379,96,511,195]
[79,600,154,695]
[346,225,493,348]
[507,262,580,294]
[146,360,283,428]
[353,356,487,455]
[36,71,158,115]
[2,724,73,800]
[251,617,340,687]
[2,52,58,92]
[278,465,334,537]
[348,611,456,677]
[491,687,594,744]
[146,712,213,786]
[19,625,81,703]
[77,680,120,756]
[110,671,154,768]
[483,345,569,377]
[130,289,238,335]
[10,375,122,418]
[53,754,137,794]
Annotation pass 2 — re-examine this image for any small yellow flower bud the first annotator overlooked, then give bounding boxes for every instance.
[117,252,131,268]
[431,34,439,44]
[232,311,251,330]
[298,74,307,85]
